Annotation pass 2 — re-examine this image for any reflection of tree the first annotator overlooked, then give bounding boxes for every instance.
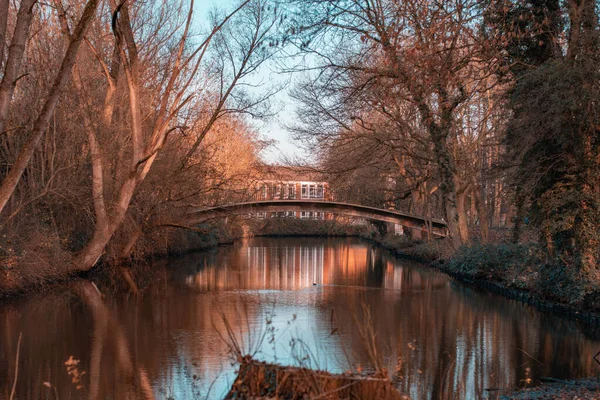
[1,239,600,399]
[314,256,600,398]
[170,237,391,291]
[0,293,93,399]
[74,282,154,400]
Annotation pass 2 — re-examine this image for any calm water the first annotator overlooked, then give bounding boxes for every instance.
[1,237,599,399]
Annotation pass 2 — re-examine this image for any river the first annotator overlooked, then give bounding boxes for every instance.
[0,237,598,399]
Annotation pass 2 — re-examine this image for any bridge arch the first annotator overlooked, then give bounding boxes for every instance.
[187,200,447,237]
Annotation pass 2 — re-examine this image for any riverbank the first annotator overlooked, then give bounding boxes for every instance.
[369,234,600,398]
[369,234,600,326]
[0,219,368,300]
[0,220,237,300]
[2,234,598,398]
[502,377,600,399]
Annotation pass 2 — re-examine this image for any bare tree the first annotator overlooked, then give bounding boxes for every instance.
[0,0,101,214]
[286,0,494,245]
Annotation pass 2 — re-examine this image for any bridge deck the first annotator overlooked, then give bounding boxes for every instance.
[188,200,447,236]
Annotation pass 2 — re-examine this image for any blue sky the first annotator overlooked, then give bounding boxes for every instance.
[195,0,306,164]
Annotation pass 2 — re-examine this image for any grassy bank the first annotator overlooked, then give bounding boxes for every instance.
[436,243,600,314]
[368,233,600,325]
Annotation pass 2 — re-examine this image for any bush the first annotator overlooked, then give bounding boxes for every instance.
[446,243,541,289]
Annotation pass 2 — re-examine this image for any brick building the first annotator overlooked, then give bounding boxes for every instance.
[252,165,333,220]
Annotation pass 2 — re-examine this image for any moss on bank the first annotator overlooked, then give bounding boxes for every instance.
[363,233,451,261]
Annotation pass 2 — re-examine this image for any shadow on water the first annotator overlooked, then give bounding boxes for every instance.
[0,237,599,399]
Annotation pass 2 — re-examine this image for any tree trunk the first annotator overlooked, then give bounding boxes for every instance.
[0,0,36,135]
[430,135,467,247]
[474,184,489,243]
[511,187,525,244]
[416,89,468,247]
[456,187,470,245]
[492,180,503,227]
[572,125,599,284]
[0,0,100,214]
[119,227,142,263]
[0,0,11,69]
[409,190,425,240]
[74,176,138,271]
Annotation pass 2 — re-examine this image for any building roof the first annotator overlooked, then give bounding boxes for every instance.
[258,164,328,183]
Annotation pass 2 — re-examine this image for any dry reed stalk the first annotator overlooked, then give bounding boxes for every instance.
[224,356,409,400]
[9,332,22,400]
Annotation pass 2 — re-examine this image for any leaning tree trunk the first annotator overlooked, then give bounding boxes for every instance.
[0,0,11,70]
[0,0,36,136]
[0,0,100,215]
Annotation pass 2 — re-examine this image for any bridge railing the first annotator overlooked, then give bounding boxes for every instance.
[202,185,445,223]
[214,187,401,213]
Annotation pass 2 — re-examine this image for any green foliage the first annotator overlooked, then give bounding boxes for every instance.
[402,242,443,261]
[445,242,600,306]
[378,234,414,250]
[486,0,600,290]
[373,234,448,261]
[447,243,541,288]
[507,61,600,274]
[484,0,562,79]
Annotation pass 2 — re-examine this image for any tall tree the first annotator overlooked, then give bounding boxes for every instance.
[487,0,600,294]
[287,0,489,246]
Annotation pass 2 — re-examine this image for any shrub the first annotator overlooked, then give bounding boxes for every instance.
[446,243,541,289]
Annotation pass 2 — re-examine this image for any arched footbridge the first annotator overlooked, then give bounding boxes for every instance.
[187,200,447,237]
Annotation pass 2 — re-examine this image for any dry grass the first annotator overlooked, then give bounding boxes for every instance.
[216,298,409,400]
[225,356,408,400]
[0,228,73,297]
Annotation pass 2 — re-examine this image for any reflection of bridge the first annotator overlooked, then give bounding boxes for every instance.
[188,200,447,237]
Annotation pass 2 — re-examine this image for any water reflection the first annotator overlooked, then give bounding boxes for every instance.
[0,237,598,400]
[173,239,390,290]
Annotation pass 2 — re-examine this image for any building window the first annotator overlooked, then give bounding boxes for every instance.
[288,184,296,199]
[286,211,295,218]
[261,185,267,200]
[300,211,308,219]
[301,184,308,199]
[309,185,316,198]
[317,184,324,198]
